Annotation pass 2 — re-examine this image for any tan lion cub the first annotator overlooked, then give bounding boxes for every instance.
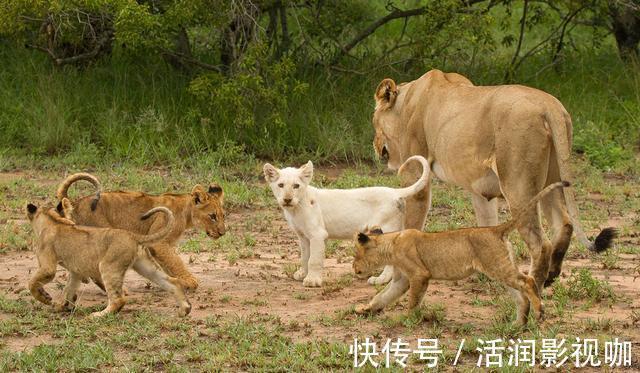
[55,172,226,290]
[27,199,192,317]
[352,182,573,326]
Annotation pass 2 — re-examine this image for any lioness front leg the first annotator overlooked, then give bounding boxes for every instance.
[303,235,326,287]
[293,235,310,281]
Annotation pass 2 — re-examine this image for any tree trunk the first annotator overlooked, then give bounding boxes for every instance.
[610,0,640,60]
[220,2,259,71]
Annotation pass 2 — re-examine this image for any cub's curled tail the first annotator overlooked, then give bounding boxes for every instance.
[395,155,431,198]
[136,207,175,244]
[56,173,102,211]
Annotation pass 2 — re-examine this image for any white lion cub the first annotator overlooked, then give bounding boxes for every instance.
[264,156,430,287]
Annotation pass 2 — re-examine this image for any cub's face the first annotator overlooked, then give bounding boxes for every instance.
[190,184,226,238]
[352,231,381,278]
[263,161,313,209]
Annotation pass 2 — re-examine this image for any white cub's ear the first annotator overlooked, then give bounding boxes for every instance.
[299,161,313,183]
[263,163,280,183]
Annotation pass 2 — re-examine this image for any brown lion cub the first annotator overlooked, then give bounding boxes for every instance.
[55,173,226,290]
[27,199,192,317]
[353,182,578,326]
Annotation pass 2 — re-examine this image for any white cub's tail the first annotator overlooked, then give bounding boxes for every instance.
[395,156,431,198]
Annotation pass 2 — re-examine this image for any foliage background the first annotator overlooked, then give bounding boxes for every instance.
[0,0,638,172]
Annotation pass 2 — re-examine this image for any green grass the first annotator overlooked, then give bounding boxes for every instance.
[0,41,638,172]
[0,294,350,371]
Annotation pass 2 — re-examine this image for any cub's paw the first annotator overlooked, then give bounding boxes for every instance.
[178,301,192,317]
[536,303,545,321]
[367,274,392,285]
[354,304,372,315]
[293,268,308,281]
[53,301,72,312]
[90,309,111,318]
[36,288,52,305]
[302,273,322,287]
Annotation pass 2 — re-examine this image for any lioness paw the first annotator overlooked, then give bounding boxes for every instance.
[302,273,322,287]
[293,268,308,281]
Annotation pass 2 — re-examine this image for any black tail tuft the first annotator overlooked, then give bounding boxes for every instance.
[561,180,571,187]
[590,227,617,253]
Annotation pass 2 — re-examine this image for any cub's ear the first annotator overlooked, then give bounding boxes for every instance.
[61,198,73,213]
[299,161,313,184]
[263,163,280,183]
[27,203,38,215]
[357,232,370,245]
[191,184,207,205]
[208,183,224,202]
[374,78,398,111]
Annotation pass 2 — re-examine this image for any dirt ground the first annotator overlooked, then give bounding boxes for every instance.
[1,169,639,370]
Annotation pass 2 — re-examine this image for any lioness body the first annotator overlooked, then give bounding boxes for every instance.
[56,173,226,290]
[372,70,615,290]
[27,202,191,317]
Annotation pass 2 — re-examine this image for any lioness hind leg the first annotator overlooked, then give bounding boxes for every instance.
[541,189,573,287]
[91,262,127,317]
[149,243,199,290]
[133,254,191,317]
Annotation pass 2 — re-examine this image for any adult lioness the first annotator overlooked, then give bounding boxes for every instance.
[372,70,615,290]
[56,173,226,290]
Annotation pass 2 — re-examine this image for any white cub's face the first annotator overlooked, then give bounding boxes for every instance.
[263,161,313,209]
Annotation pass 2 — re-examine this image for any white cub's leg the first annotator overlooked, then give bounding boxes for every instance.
[368,265,394,285]
[303,236,326,287]
[293,236,310,281]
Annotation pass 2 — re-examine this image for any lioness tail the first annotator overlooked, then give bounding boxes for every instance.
[56,173,102,211]
[498,182,569,235]
[134,207,175,244]
[396,156,431,198]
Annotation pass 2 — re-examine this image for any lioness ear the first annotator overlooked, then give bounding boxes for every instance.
[263,163,280,183]
[357,233,370,245]
[191,184,207,205]
[374,78,398,111]
[299,161,313,184]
